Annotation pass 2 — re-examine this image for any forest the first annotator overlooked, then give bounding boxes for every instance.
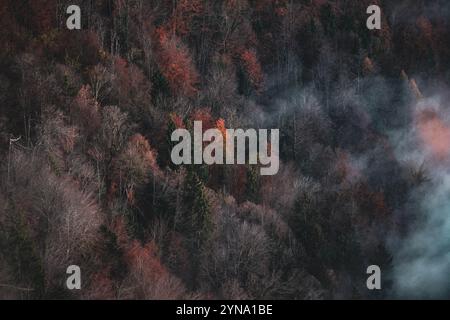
[0,0,449,299]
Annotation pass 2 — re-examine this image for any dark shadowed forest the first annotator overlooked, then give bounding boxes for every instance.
[0,0,450,299]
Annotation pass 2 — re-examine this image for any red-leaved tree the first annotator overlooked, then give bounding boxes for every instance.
[154,27,199,97]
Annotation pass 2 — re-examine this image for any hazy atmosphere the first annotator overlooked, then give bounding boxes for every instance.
[0,0,449,299]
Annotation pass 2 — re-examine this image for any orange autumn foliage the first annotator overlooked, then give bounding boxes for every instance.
[125,240,166,280]
[123,239,185,299]
[112,134,161,203]
[240,49,264,92]
[416,110,450,160]
[190,108,215,131]
[86,217,180,299]
[216,118,227,139]
[128,134,160,171]
[170,112,185,129]
[110,217,164,276]
[154,27,199,97]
